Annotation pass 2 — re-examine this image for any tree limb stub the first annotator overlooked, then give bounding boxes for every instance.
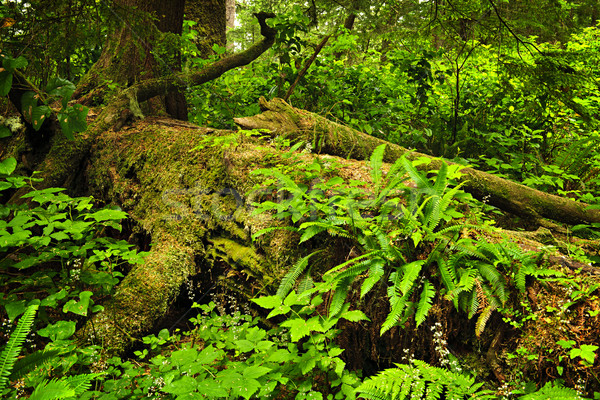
[234,97,600,226]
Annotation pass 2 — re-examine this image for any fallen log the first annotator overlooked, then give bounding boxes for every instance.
[234,97,600,225]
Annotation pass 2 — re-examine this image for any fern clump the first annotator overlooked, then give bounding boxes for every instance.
[356,360,495,400]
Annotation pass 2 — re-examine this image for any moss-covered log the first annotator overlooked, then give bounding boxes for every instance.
[75,119,385,352]
[234,97,600,226]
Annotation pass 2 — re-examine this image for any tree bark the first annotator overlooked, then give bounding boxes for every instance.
[73,0,190,119]
[234,97,600,226]
[185,0,226,55]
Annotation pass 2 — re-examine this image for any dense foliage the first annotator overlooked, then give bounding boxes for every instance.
[1,0,600,399]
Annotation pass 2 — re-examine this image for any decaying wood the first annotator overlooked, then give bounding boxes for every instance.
[234,97,600,226]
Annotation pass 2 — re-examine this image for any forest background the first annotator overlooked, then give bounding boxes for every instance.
[1,0,600,399]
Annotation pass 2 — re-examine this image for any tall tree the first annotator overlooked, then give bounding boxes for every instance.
[73,0,194,119]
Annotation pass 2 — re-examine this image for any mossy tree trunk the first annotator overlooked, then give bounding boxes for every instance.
[235,97,600,226]
[73,0,193,120]
[185,0,226,55]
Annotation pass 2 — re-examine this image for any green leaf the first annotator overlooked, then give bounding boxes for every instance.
[3,56,28,72]
[415,280,435,327]
[31,104,51,131]
[86,208,128,222]
[197,345,222,365]
[37,320,76,341]
[4,300,27,321]
[57,104,89,140]
[252,295,283,310]
[170,347,199,367]
[0,70,12,96]
[63,291,93,316]
[0,304,38,392]
[556,340,576,349]
[267,349,292,363]
[46,77,75,107]
[197,380,228,397]
[0,125,11,138]
[400,260,425,295]
[28,379,75,400]
[340,309,369,322]
[281,315,324,342]
[243,365,271,379]
[277,252,316,298]
[162,375,198,395]
[236,339,255,353]
[0,157,17,175]
[369,144,386,189]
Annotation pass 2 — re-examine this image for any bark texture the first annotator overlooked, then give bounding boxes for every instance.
[73,0,189,119]
[185,0,226,55]
[234,97,600,226]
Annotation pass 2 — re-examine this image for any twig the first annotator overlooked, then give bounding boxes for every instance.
[284,34,331,102]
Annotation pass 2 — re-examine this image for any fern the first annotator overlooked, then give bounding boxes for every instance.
[277,251,319,299]
[329,276,353,316]
[360,257,386,298]
[400,157,432,193]
[29,379,75,400]
[520,380,587,399]
[476,261,508,305]
[10,349,61,381]
[381,271,415,334]
[333,260,372,282]
[399,260,425,295]
[298,223,328,243]
[370,144,387,194]
[63,373,104,395]
[437,258,457,293]
[297,275,315,294]
[0,303,38,392]
[475,305,496,338]
[415,280,435,327]
[356,360,495,400]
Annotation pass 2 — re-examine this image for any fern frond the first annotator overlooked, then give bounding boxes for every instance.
[450,239,488,261]
[360,258,386,298]
[0,304,38,392]
[400,157,432,193]
[329,276,353,316]
[333,260,371,282]
[326,226,354,239]
[28,378,75,400]
[415,280,435,327]
[325,251,377,276]
[252,225,298,240]
[277,252,319,299]
[356,360,495,400]
[381,272,414,334]
[475,305,496,338]
[298,223,328,243]
[476,262,508,305]
[467,285,480,319]
[64,373,105,395]
[425,195,442,232]
[370,144,387,192]
[520,380,585,399]
[399,260,425,295]
[432,162,449,195]
[437,258,457,292]
[297,275,314,294]
[10,349,61,381]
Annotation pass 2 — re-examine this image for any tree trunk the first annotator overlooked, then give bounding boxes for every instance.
[73,0,190,120]
[185,0,226,55]
[226,0,236,50]
[234,97,600,226]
